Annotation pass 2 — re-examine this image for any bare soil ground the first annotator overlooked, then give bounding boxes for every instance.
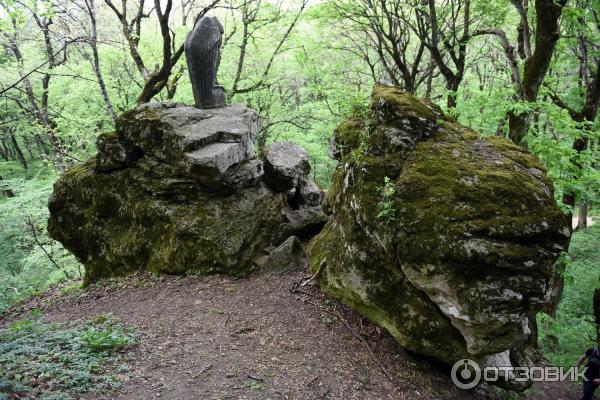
[2,265,584,400]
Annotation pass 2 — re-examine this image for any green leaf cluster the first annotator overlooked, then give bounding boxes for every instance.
[0,312,135,399]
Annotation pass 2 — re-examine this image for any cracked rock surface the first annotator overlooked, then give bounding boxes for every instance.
[309,84,571,390]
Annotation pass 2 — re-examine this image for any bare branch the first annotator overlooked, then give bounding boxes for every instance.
[232,0,307,95]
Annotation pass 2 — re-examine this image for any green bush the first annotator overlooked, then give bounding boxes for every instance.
[376,176,396,221]
[81,324,135,353]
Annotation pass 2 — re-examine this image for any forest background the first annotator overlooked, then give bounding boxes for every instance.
[0,0,599,369]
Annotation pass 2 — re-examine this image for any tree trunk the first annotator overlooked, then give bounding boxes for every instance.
[564,136,589,218]
[86,0,117,122]
[447,79,461,109]
[166,66,185,100]
[577,202,588,230]
[181,0,188,25]
[507,0,566,146]
[0,137,9,161]
[91,49,117,122]
[23,135,34,159]
[34,134,50,155]
[447,93,457,109]
[10,134,28,170]
[508,112,531,144]
[495,117,507,136]
[423,0,468,109]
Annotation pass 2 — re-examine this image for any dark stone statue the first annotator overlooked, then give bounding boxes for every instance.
[185,16,226,108]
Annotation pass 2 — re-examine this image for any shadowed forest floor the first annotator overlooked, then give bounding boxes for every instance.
[2,265,583,400]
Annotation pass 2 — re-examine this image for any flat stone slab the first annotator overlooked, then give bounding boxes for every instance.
[263,141,310,192]
[116,103,258,164]
[186,140,254,177]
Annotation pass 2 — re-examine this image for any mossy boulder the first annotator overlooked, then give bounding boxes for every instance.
[48,103,317,285]
[310,85,571,390]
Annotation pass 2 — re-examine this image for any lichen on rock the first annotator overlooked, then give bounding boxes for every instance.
[309,84,571,390]
[48,102,322,286]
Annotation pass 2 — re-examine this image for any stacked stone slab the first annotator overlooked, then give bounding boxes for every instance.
[48,102,324,285]
[99,102,264,193]
[261,141,328,242]
[263,141,310,192]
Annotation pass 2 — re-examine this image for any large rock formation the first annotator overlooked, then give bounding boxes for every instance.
[309,85,571,390]
[48,102,322,285]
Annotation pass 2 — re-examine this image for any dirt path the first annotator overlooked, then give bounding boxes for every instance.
[4,268,584,399]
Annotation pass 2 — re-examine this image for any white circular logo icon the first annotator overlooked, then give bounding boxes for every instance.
[451,359,481,389]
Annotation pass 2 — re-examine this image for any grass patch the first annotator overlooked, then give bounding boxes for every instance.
[539,223,600,367]
[0,312,135,399]
[0,160,56,182]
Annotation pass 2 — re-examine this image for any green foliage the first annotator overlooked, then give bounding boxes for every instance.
[349,133,369,161]
[527,101,600,211]
[0,161,81,313]
[0,312,135,399]
[80,323,135,353]
[538,224,600,368]
[0,1,599,385]
[376,176,396,221]
[346,105,372,162]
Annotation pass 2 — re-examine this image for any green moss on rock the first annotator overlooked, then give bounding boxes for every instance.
[310,84,571,390]
[370,84,446,122]
[48,103,288,286]
[49,160,286,286]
